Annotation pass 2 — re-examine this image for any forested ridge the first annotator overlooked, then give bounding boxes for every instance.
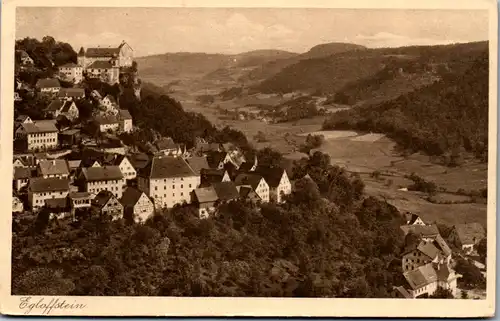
[323,49,489,161]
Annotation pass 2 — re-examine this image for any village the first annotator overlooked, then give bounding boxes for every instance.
[12,41,487,300]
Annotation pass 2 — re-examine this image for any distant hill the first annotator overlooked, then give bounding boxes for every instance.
[241,42,367,83]
[253,41,488,97]
[233,49,298,68]
[323,46,489,162]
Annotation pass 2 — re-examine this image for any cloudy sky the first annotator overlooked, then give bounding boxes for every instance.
[16,7,489,56]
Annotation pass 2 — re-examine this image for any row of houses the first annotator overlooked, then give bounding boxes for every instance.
[394,213,486,298]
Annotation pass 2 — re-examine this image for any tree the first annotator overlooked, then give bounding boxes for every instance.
[429,287,454,298]
[476,238,487,263]
[455,258,486,289]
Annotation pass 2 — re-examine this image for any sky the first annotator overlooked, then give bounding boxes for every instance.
[16,7,489,57]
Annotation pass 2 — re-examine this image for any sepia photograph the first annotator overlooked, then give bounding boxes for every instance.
[0,0,497,317]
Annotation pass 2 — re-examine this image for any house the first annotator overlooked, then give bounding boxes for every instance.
[206,151,229,170]
[58,63,84,83]
[405,213,426,226]
[14,92,22,102]
[118,109,133,133]
[398,263,461,298]
[37,159,70,179]
[100,95,118,110]
[86,61,120,84]
[68,192,93,210]
[212,181,240,203]
[36,78,61,94]
[90,90,103,100]
[77,41,134,69]
[120,187,155,223]
[81,165,125,198]
[17,50,34,65]
[12,195,24,213]
[234,173,269,202]
[59,129,81,147]
[448,223,486,254]
[28,177,70,210]
[238,186,262,202]
[45,198,71,220]
[137,156,200,209]
[17,121,58,152]
[92,190,124,220]
[192,186,218,219]
[128,153,151,172]
[402,240,450,272]
[200,168,231,187]
[13,167,32,191]
[255,166,291,203]
[14,115,33,131]
[400,224,440,242]
[57,87,85,100]
[185,156,210,175]
[239,155,258,172]
[95,115,120,133]
[45,99,79,121]
[113,155,136,180]
[153,137,183,156]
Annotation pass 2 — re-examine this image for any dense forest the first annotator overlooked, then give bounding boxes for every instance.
[12,151,407,297]
[253,41,487,95]
[323,49,489,162]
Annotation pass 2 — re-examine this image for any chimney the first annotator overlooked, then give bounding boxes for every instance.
[52,160,56,166]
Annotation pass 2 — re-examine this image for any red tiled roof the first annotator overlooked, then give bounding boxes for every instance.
[87,60,115,69]
[85,47,120,58]
[36,78,60,89]
[453,223,486,245]
[38,160,69,176]
[141,156,197,179]
[82,166,123,181]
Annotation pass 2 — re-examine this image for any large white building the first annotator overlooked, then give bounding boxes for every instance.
[16,120,58,152]
[28,177,70,210]
[77,41,134,69]
[81,165,125,199]
[58,63,84,83]
[138,156,200,209]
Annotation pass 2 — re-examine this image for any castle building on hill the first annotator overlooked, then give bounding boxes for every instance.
[77,41,133,84]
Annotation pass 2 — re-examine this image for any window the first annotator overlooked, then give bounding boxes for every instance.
[155,186,158,191]
[172,185,175,189]
[189,184,192,188]
[181,192,183,197]
[181,184,183,189]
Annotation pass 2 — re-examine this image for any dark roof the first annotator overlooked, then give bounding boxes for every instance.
[78,47,85,56]
[234,173,264,190]
[239,161,255,172]
[85,47,120,58]
[433,234,452,257]
[120,187,146,207]
[400,224,440,237]
[58,88,85,98]
[16,115,31,122]
[45,197,69,209]
[87,60,115,69]
[22,121,58,134]
[128,153,151,170]
[36,78,60,89]
[239,186,261,201]
[38,160,69,176]
[406,213,423,225]
[417,242,441,260]
[453,223,486,245]
[29,177,70,193]
[194,186,218,203]
[185,156,210,175]
[46,99,63,112]
[118,109,132,120]
[255,166,286,188]
[82,166,123,181]
[155,137,177,151]
[140,156,197,179]
[92,190,117,209]
[403,263,438,290]
[200,168,227,186]
[69,191,92,199]
[393,286,413,299]
[206,151,227,168]
[212,181,240,201]
[13,167,33,180]
[59,62,80,68]
[95,115,119,125]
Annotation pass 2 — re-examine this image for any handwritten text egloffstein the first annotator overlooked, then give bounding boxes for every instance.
[19,296,86,315]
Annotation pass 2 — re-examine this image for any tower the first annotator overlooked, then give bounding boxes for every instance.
[77,47,86,67]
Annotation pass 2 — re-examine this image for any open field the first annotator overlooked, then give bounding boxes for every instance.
[167,77,487,228]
